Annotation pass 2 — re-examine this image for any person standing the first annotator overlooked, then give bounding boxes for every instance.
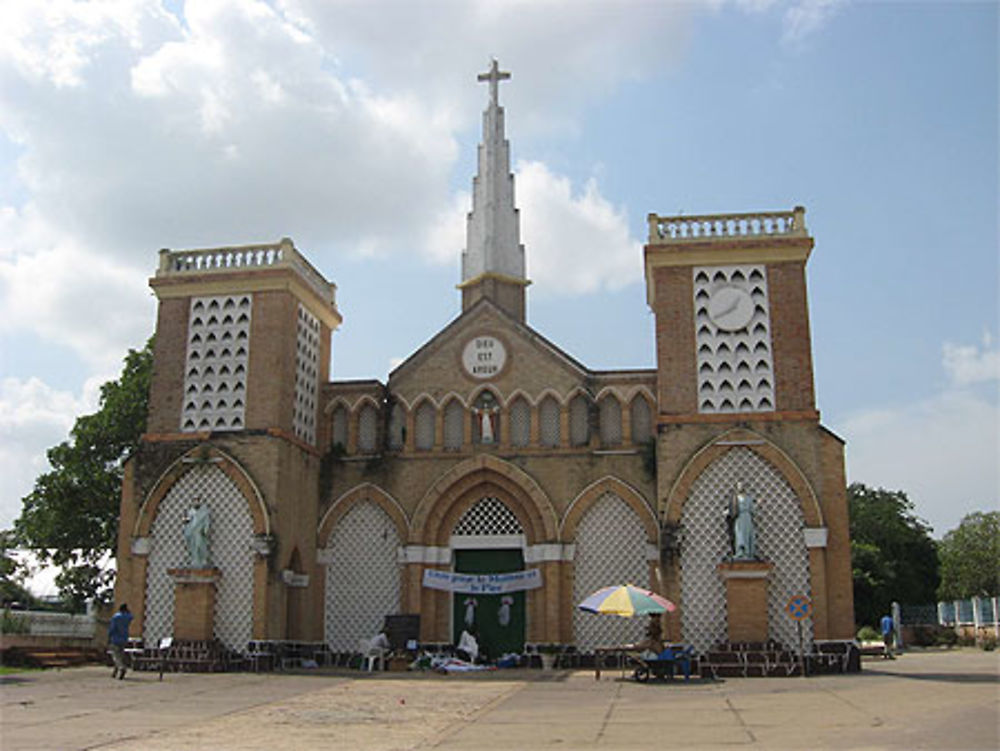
[108,603,134,679]
[880,612,896,659]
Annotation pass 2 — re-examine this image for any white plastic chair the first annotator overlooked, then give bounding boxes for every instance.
[359,637,386,672]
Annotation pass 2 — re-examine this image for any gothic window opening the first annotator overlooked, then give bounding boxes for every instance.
[357,403,378,454]
[331,405,348,450]
[387,403,405,450]
[414,401,435,451]
[443,399,464,450]
[509,397,530,447]
[569,394,590,447]
[630,396,652,444]
[599,396,622,448]
[539,396,561,447]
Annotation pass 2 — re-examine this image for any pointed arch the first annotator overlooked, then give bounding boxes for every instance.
[411,455,558,545]
[133,445,268,538]
[663,428,823,527]
[318,483,408,545]
[562,476,658,541]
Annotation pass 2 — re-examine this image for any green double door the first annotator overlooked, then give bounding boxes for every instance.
[452,549,525,660]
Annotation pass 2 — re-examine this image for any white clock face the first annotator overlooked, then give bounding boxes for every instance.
[707,286,754,331]
[462,336,507,379]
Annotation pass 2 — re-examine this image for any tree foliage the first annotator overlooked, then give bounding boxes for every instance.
[937,511,1000,600]
[849,483,939,628]
[13,340,153,606]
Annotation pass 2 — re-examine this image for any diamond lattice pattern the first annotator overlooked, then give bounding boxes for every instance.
[143,464,255,651]
[693,266,775,414]
[324,500,401,650]
[453,497,524,536]
[679,447,812,653]
[573,492,649,651]
[182,295,252,431]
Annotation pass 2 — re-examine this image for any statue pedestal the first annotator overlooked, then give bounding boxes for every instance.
[167,567,221,641]
[718,560,773,643]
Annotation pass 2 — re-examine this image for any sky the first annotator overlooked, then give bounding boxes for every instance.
[0,0,996,560]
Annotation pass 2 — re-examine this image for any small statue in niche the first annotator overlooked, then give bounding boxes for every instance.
[473,392,499,444]
[726,482,757,560]
[183,498,211,568]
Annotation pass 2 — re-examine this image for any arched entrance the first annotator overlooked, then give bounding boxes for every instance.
[410,455,559,646]
[450,497,526,658]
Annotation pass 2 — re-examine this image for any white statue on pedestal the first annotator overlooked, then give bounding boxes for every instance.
[727,482,757,560]
[183,500,211,568]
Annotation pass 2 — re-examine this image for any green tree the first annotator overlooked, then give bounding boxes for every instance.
[13,340,153,606]
[0,530,36,607]
[849,483,939,628]
[937,511,1000,600]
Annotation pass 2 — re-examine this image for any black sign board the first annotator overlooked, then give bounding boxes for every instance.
[383,614,420,651]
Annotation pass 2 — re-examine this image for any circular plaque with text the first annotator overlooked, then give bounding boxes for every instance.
[462,336,507,379]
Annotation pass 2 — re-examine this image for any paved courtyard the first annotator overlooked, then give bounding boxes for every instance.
[1,650,997,750]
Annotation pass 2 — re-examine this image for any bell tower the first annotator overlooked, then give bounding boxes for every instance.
[643,207,816,420]
[145,237,341,444]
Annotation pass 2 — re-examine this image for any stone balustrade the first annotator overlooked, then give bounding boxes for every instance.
[648,207,808,245]
[157,237,336,307]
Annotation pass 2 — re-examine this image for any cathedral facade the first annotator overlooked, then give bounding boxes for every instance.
[113,63,854,660]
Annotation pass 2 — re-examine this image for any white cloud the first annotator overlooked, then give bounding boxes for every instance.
[782,0,846,44]
[517,161,642,295]
[0,376,98,529]
[943,333,999,386]
[836,335,1000,536]
[0,205,152,371]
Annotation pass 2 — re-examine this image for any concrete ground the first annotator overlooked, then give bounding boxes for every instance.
[1,649,997,750]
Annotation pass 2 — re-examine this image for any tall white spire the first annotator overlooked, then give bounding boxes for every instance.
[461,60,526,288]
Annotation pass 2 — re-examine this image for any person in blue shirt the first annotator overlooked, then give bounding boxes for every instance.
[108,603,134,679]
[880,613,896,659]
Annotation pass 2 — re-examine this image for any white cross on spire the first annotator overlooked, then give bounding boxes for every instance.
[477,59,510,107]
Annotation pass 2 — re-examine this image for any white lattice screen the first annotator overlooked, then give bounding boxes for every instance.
[539,398,560,447]
[144,464,255,651]
[572,492,648,651]
[509,398,530,447]
[182,296,252,431]
[293,305,320,445]
[679,447,812,653]
[454,497,524,536]
[599,398,622,447]
[324,500,401,651]
[693,266,775,414]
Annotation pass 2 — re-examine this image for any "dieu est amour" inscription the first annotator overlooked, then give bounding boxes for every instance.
[462,336,507,379]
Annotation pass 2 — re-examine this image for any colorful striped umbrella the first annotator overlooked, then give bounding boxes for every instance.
[577,584,676,618]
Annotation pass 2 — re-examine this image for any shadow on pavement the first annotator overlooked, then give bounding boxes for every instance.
[863,668,999,684]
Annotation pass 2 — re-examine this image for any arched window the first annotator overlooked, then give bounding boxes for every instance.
[570,394,590,447]
[443,399,464,450]
[414,401,435,451]
[599,396,622,447]
[539,396,561,447]
[387,403,405,450]
[630,396,652,444]
[357,403,377,453]
[509,397,530,447]
[472,391,500,445]
[331,404,348,450]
